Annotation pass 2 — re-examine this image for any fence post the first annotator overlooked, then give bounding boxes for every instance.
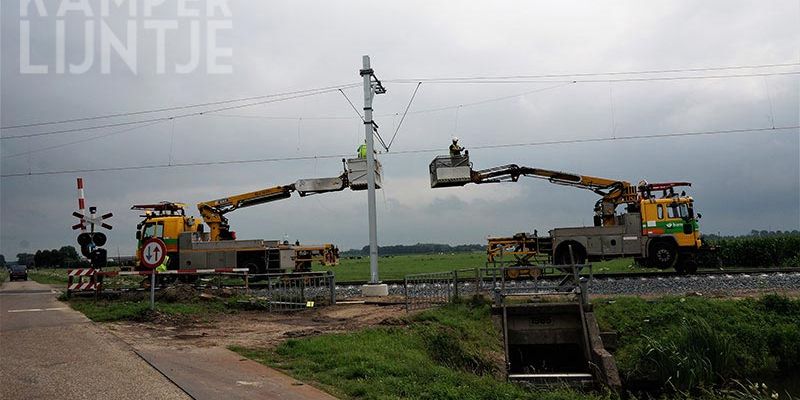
[244,272,250,294]
[267,275,273,312]
[329,271,336,305]
[453,270,459,299]
[448,272,454,302]
[300,274,306,304]
[404,277,409,312]
[475,268,483,295]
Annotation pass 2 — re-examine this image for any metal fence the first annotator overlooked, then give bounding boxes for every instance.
[404,271,455,311]
[249,271,336,312]
[491,264,592,306]
[403,264,593,311]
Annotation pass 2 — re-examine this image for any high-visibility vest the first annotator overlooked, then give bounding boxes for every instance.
[357,144,367,158]
[156,255,169,272]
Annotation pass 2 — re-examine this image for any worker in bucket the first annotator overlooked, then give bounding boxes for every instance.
[449,137,464,157]
[357,141,367,159]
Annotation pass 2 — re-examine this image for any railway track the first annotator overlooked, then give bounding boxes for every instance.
[73,267,799,298]
[335,267,800,287]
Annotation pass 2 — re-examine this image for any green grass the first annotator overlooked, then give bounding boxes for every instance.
[316,253,646,282]
[594,295,800,393]
[28,268,70,285]
[233,295,799,399]
[232,301,613,400]
[67,298,233,322]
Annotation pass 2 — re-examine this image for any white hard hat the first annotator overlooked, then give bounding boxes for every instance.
[452,137,459,142]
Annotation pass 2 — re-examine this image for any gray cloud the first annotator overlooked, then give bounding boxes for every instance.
[1,0,799,258]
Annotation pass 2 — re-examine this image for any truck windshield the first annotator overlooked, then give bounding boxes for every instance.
[143,223,164,238]
[668,204,692,219]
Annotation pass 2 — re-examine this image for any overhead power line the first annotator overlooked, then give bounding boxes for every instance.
[3,62,795,131]
[3,125,796,178]
[2,120,166,159]
[207,81,571,121]
[2,81,572,156]
[387,82,422,150]
[388,71,800,85]
[387,62,800,83]
[0,84,361,141]
[0,82,361,130]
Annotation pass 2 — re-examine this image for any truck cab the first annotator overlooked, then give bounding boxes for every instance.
[136,210,204,269]
[639,197,702,249]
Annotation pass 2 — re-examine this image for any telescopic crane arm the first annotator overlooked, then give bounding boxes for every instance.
[197,184,297,241]
[430,151,691,226]
[470,164,640,226]
[198,166,351,241]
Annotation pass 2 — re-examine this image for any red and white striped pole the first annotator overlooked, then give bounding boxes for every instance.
[77,177,86,231]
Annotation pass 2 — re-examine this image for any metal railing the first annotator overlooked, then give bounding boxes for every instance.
[403,263,593,311]
[491,264,592,307]
[74,269,336,313]
[404,271,455,311]
[248,271,336,312]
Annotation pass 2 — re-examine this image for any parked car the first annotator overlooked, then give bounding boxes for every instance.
[9,265,27,281]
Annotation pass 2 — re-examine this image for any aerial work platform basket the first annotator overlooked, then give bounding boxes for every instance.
[347,158,383,190]
[429,154,473,188]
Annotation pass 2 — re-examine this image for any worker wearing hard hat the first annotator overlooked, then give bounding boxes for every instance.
[449,137,464,157]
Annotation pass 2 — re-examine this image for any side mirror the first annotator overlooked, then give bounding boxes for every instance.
[697,213,702,219]
[135,231,141,240]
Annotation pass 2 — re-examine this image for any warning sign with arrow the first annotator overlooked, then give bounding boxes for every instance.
[140,238,167,269]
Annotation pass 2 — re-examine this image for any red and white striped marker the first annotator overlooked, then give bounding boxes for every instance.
[71,178,113,231]
[68,282,97,291]
[99,268,249,277]
[68,268,96,277]
[74,178,86,231]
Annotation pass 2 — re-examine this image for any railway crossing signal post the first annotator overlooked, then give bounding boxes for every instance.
[72,178,113,270]
[360,55,389,297]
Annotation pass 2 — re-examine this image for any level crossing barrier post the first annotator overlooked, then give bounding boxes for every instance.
[150,271,155,310]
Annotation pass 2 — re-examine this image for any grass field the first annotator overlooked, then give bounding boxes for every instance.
[235,295,800,399]
[29,245,788,286]
[28,268,70,285]
[25,255,644,287]
[232,301,610,400]
[317,253,645,282]
[67,297,233,322]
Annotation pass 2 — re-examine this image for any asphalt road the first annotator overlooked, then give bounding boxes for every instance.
[0,280,190,400]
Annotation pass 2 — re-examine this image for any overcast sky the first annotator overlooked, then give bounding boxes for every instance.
[1,0,799,258]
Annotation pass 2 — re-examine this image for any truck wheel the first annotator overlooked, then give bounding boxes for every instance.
[675,257,698,275]
[554,242,586,265]
[649,242,677,270]
[241,258,265,277]
[634,257,650,268]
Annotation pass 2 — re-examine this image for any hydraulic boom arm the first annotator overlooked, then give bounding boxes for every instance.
[471,164,638,226]
[430,153,691,226]
[198,166,351,241]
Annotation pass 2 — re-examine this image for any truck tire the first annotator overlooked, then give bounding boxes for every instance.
[241,257,265,276]
[674,257,698,275]
[649,241,677,270]
[554,242,586,265]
